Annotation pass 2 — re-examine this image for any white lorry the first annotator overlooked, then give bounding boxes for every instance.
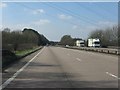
[76,40,85,47]
[88,38,100,47]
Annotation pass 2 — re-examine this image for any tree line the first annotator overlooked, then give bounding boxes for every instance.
[88,26,118,47]
[59,35,82,46]
[2,28,49,51]
[59,26,118,47]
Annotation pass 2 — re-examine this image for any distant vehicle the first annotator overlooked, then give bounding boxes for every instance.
[76,40,85,47]
[65,45,70,48]
[88,38,100,47]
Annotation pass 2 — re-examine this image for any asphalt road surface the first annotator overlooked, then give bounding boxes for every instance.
[2,46,118,89]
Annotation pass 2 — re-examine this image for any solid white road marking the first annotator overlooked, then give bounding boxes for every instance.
[106,72,119,79]
[76,58,82,61]
[0,47,44,90]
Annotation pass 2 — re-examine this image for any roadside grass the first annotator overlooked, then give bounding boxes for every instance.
[2,46,42,70]
[15,46,40,56]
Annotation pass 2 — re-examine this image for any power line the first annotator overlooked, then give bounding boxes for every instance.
[14,2,86,30]
[76,3,113,21]
[45,3,100,27]
[51,3,100,25]
[94,3,115,15]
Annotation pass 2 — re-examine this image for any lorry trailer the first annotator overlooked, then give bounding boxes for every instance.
[88,38,100,47]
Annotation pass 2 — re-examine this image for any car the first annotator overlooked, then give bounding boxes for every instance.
[65,45,70,48]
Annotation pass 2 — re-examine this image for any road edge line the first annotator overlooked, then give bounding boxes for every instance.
[1,47,44,90]
[106,72,119,79]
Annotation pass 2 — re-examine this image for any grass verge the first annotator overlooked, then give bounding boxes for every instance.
[2,46,43,70]
[15,47,41,56]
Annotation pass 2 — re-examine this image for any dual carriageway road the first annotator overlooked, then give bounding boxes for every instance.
[2,46,118,89]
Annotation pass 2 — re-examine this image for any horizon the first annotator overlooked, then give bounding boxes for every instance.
[1,2,118,41]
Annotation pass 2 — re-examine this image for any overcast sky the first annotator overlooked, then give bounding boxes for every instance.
[1,1,118,41]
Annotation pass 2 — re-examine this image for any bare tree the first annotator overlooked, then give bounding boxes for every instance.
[88,26,118,47]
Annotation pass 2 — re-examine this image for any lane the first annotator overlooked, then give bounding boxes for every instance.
[48,47,118,88]
[4,47,73,88]
[1,47,44,89]
[56,47,118,75]
[2,48,44,84]
[3,46,118,89]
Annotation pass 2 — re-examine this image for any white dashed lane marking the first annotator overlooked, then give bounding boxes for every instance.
[76,58,82,62]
